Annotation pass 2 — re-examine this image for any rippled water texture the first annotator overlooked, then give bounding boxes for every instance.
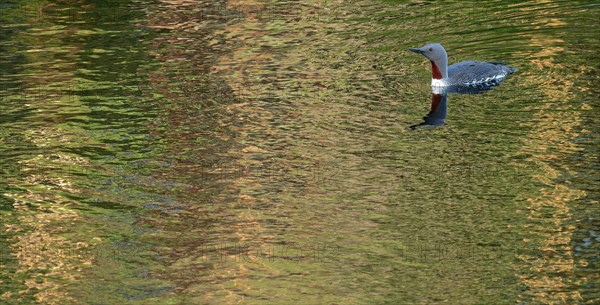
[1,0,598,304]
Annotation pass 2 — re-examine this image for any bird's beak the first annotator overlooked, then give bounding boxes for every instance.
[408,48,424,54]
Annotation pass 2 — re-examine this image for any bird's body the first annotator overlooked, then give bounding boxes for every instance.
[446,60,516,86]
[409,43,516,92]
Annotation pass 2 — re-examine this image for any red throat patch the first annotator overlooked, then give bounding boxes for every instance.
[431,94,442,112]
[430,60,443,79]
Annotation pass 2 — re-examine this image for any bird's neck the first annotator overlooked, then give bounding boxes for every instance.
[430,57,448,80]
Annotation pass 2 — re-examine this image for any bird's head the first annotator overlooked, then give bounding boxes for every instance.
[408,43,447,62]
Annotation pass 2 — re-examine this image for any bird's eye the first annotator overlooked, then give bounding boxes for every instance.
[429,48,433,51]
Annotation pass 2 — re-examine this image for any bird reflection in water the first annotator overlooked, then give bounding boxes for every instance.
[410,83,507,130]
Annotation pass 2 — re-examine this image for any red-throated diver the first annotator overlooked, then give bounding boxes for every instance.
[409,43,516,90]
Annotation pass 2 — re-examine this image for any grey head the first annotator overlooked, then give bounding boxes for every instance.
[409,43,449,80]
[408,43,448,62]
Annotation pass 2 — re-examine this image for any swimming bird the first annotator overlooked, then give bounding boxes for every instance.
[409,43,516,92]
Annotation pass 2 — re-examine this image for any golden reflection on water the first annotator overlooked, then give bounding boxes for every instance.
[515,8,589,304]
[1,0,598,304]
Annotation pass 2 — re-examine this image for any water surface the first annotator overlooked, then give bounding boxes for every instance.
[1,0,598,304]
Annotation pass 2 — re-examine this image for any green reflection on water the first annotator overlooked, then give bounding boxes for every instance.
[1,0,598,304]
